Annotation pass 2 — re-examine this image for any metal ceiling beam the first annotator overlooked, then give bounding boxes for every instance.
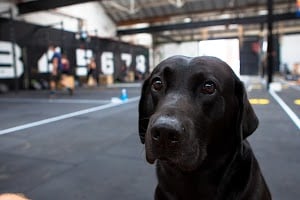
[115,2,290,26]
[154,34,181,43]
[154,24,300,44]
[116,16,172,26]
[117,12,299,35]
[17,0,97,15]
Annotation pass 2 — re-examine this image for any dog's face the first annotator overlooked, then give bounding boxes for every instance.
[139,56,258,171]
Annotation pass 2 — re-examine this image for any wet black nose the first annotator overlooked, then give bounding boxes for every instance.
[150,117,183,145]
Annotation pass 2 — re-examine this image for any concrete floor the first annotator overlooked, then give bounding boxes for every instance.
[0,80,299,200]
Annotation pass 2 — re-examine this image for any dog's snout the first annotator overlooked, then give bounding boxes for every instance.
[150,116,183,145]
[151,125,181,144]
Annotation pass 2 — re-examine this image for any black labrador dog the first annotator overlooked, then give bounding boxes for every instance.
[138,56,271,200]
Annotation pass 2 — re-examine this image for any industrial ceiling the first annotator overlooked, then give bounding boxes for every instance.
[10,0,300,44]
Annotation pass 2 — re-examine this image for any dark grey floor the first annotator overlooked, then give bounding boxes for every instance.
[0,82,299,200]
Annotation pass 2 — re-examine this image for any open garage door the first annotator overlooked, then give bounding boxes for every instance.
[199,39,240,76]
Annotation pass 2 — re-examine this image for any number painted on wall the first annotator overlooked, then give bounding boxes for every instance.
[0,41,24,78]
[36,48,148,77]
[136,55,146,73]
[76,48,93,76]
[121,53,132,68]
[101,52,114,75]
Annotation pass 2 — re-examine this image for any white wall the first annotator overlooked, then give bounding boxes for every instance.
[0,1,18,18]
[153,40,240,76]
[280,34,300,72]
[18,12,79,31]
[153,41,199,68]
[199,39,240,76]
[57,2,116,37]
[17,2,116,38]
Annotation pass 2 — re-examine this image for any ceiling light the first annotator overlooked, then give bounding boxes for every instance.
[183,17,191,23]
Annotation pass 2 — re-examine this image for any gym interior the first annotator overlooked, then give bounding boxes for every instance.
[0,0,299,199]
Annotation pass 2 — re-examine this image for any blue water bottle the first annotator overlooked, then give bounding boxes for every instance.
[120,88,128,102]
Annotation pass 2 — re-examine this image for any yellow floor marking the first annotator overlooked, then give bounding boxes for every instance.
[249,98,270,105]
[294,99,300,105]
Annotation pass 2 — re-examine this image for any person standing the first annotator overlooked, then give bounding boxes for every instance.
[49,45,62,95]
[87,57,98,86]
[60,53,74,95]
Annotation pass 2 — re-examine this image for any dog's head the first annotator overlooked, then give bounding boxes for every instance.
[139,56,258,171]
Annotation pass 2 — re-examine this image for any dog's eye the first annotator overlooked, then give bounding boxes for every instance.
[151,78,163,92]
[201,81,216,94]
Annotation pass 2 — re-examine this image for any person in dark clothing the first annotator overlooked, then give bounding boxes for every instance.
[49,45,62,95]
[116,62,128,83]
[60,54,73,95]
[87,57,98,86]
[61,54,70,75]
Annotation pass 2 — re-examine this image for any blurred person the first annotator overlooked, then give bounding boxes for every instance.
[61,53,71,75]
[60,53,74,95]
[135,66,144,81]
[49,45,62,96]
[87,57,98,86]
[116,61,128,82]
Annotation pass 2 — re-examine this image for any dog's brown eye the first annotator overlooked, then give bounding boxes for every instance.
[152,79,163,91]
[201,81,216,94]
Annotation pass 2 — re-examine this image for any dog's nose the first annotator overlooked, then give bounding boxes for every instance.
[150,116,183,145]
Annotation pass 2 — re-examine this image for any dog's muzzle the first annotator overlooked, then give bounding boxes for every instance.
[150,116,184,147]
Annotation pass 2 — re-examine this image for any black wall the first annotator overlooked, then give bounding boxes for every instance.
[0,18,149,89]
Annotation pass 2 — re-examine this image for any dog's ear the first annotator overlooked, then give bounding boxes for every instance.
[138,77,154,144]
[235,78,259,140]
